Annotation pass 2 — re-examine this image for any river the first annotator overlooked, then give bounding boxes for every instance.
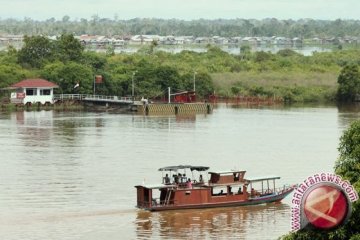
[0,103,359,239]
[0,43,331,56]
[112,44,331,56]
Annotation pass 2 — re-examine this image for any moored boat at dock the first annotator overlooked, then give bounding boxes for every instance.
[135,165,294,211]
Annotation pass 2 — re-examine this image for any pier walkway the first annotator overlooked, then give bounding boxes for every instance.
[54,94,133,104]
[54,94,212,114]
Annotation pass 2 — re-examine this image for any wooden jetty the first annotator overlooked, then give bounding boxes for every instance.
[54,94,213,114]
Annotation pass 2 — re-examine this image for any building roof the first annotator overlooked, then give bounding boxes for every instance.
[10,79,59,89]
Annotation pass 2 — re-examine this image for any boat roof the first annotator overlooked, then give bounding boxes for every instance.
[135,184,177,189]
[246,176,281,182]
[208,170,246,175]
[158,165,209,172]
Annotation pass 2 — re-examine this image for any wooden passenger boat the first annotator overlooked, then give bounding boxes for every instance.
[135,165,294,211]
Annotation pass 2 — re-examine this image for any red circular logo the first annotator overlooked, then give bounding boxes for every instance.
[304,185,348,229]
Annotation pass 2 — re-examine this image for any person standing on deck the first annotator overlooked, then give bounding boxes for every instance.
[199,174,204,183]
[164,174,170,184]
[187,178,192,188]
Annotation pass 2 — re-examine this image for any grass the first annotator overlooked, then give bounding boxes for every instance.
[211,70,339,102]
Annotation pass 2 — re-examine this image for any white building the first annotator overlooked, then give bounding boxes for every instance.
[9,79,59,105]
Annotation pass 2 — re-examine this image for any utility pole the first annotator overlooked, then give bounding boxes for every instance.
[168,87,171,103]
[193,71,197,92]
[132,71,137,101]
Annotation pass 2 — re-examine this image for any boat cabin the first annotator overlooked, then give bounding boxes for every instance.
[208,170,246,184]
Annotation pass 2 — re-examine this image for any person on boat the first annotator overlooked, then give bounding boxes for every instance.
[251,188,260,197]
[187,178,192,188]
[237,187,242,194]
[173,174,179,184]
[199,174,204,183]
[164,174,171,185]
[182,174,187,183]
[228,186,233,195]
[178,173,183,184]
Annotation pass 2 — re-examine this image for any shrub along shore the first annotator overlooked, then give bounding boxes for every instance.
[212,71,338,102]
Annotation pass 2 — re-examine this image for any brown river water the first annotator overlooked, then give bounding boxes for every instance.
[0,103,359,239]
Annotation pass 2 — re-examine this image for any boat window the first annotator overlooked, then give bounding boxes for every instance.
[185,191,191,195]
[212,187,227,196]
[234,185,244,194]
[233,173,240,181]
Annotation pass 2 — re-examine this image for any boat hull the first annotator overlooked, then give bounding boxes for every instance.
[138,187,294,212]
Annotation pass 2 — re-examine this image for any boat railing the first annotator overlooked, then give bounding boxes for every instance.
[150,198,178,207]
[275,184,293,194]
[249,184,293,197]
[137,200,151,208]
[250,188,270,197]
[137,199,174,208]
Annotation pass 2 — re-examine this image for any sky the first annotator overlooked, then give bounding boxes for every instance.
[0,0,359,21]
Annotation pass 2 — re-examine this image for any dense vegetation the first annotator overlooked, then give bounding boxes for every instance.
[282,120,360,240]
[337,64,360,102]
[1,34,360,102]
[1,17,360,37]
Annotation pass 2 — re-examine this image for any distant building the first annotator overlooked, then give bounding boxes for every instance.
[8,79,58,105]
[130,35,160,44]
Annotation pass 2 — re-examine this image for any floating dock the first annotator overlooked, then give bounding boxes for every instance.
[136,103,213,115]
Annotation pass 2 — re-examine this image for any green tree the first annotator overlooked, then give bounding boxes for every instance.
[277,49,300,57]
[337,64,360,102]
[153,65,182,92]
[150,40,158,54]
[281,120,360,240]
[56,33,84,62]
[189,72,214,98]
[254,51,273,62]
[18,35,55,68]
[106,45,115,57]
[0,64,30,89]
[240,45,251,60]
[336,120,360,183]
[81,51,107,70]
[41,61,93,94]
